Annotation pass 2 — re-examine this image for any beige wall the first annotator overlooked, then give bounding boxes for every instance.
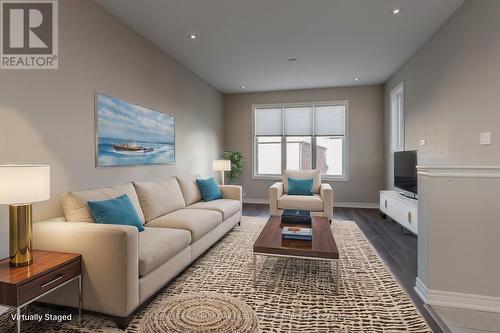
[384,0,500,187]
[224,86,385,204]
[417,167,500,300]
[0,0,223,257]
[384,0,500,301]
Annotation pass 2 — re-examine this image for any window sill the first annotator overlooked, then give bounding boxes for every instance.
[321,176,349,182]
[252,175,282,181]
[390,149,404,154]
[252,174,349,182]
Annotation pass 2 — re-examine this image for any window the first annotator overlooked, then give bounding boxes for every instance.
[316,136,343,176]
[286,136,312,171]
[253,101,348,179]
[390,82,404,152]
[256,137,281,175]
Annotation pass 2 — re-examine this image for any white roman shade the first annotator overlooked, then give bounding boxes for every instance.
[284,106,313,136]
[254,108,283,136]
[314,105,346,136]
[254,102,347,137]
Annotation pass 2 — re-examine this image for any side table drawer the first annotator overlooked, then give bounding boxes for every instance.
[18,259,80,305]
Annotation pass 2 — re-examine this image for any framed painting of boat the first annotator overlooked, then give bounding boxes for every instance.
[95,93,175,167]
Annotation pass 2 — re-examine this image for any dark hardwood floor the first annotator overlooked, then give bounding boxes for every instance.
[242,203,442,333]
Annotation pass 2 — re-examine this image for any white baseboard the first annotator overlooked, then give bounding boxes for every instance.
[335,202,379,209]
[242,198,378,209]
[414,277,429,303]
[415,277,500,313]
[243,198,268,204]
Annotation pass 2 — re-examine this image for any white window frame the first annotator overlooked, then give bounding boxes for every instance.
[252,100,349,181]
[390,81,405,152]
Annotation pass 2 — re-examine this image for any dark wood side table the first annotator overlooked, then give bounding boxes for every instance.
[0,250,82,333]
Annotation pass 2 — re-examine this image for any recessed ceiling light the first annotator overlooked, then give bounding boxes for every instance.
[354,77,360,81]
[392,8,401,15]
[188,34,197,40]
[240,85,246,89]
[288,58,298,63]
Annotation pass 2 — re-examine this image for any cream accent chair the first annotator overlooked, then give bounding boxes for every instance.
[269,169,333,221]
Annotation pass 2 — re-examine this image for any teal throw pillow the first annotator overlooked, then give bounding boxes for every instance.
[88,194,144,232]
[288,177,314,196]
[196,177,223,202]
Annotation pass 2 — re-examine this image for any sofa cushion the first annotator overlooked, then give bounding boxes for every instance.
[176,175,202,206]
[62,183,146,224]
[138,227,191,277]
[134,178,186,222]
[283,169,321,194]
[188,199,241,220]
[278,194,323,211]
[88,194,144,232]
[146,209,222,242]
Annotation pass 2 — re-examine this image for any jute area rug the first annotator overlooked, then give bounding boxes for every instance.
[0,216,431,332]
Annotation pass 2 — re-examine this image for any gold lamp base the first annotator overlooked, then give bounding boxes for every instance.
[9,204,33,267]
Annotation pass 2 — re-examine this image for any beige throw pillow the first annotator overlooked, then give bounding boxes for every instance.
[133,178,186,222]
[176,174,202,206]
[62,182,146,224]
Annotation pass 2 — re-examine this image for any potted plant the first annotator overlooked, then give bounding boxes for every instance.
[221,151,243,185]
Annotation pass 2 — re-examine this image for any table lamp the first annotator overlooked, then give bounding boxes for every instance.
[0,165,50,267]
[212,160,231,185]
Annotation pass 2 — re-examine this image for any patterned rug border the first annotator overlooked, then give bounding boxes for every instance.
[246,216,432,330]
[237,216,432,332]
[0,216,432,333]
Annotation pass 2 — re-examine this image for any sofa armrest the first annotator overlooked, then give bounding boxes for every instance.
[33,221,139,317]
[320,183,334,221]
[219,185,242,202]
[269,182,284,216]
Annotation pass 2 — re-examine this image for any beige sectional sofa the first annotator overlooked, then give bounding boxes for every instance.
[33,175,242,328]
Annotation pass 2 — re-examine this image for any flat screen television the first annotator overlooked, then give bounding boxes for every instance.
[394,150,418,195]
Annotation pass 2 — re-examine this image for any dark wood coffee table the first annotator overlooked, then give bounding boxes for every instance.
[253,215,340,293]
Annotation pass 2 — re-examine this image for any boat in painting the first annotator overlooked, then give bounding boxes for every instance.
[112,139,154,153]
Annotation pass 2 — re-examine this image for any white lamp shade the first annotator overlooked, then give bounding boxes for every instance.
[212,160,231,171]
[0,165,50,204]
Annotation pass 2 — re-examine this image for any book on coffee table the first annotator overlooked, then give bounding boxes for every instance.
[281,209,311,225]
[282,226,312,241]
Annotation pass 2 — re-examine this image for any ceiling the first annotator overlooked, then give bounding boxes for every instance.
[95,0,465,93]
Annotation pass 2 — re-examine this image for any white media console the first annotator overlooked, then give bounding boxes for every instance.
[379,190,418,235]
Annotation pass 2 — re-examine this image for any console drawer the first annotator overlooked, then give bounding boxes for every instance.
[379,192,392,214]
[380,191,418,234]
[18,258,80,305]
[394,206,418,233]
